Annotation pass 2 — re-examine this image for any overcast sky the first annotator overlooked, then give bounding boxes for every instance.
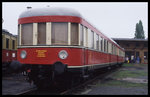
[2,2,148,39]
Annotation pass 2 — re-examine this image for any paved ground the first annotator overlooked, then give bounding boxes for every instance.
[75,64,148,95]
[2,73,35,95]
[2,64,148,95]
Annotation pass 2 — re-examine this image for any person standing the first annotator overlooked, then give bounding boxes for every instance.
[131,55,134,63]
[137,56,140,64]
[126,56,129,63]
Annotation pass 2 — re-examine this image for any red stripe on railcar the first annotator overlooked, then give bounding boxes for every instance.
[17,47,120,67]
[18,16,82,24]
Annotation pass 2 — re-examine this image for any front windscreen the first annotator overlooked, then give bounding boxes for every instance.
[21,23,33,45]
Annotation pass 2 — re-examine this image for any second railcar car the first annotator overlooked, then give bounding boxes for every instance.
[2,29,17,73]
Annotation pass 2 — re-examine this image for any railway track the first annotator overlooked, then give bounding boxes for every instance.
[60,66,121,95]
[16,87,37,95]
[18,65,121,95]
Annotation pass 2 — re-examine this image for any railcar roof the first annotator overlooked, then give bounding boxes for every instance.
[2,29,17,37]
[19,7,82,18]
[19,7,124,51]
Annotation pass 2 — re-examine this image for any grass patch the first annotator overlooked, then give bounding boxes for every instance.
[113,63,148,79]
[140,64,148,66]
[96,80,147,88]
[93,63,148,88]
[112,70,147,79]
[123,63,148,67]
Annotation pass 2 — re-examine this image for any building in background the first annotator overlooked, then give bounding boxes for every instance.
[112,38,148,64]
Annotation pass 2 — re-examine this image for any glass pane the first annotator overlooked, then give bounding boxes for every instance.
[88,30,94,49]
[112,44,113,54]
[85,27,88,47]
[12,40,15,49]
[38,23,46,45]
[104,39,106,52]
[6,38,9,49]
[101,38,103,51]
[99,37,101,51]
[18,24,20,45]
[106,40,108,52]
[71,23,78,45]
[21,23,33,45]
[96,34,99,50]
[52,22,68,45]
[80,24,84,46]
[91,31,94,49]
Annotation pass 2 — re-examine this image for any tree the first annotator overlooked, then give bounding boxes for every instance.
[134,20,145,39]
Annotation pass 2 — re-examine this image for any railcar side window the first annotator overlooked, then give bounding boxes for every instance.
[104,39,106,52]
[109,42,112,53]
[12,53,16,58]
[115,46,118,55]
[84,26,88,47]
[118,48,119,56]
[21,23,33,45]
[6,38,9,49]
[110,42,112,54]
[107,41,108,53]
[96,34,99,50]
[105,40,108,53]
[112,44,113,54]
[99,36,101,51]
[12,40,15,49]
[52,22,68,45]
[114,46,116,55]
[101,37,103,52]
[80,24,84,46]
[87,30,91,48]
[113,45,115,55]
[108,42,110,53]
[18,24,20,45]
[71,23,78,45]
[88,30,93,49]
[38,23,46,45]
[114,45,116,55]
[91,31,94,49]
[116,47,118,55]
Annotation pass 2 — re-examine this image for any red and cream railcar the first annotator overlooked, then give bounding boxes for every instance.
[17,7,125,87]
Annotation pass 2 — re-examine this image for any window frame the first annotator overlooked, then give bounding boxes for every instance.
[6,38,9,49]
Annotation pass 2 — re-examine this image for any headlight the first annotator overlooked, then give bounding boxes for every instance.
[58,50,68,59]
[20,50,27,59]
